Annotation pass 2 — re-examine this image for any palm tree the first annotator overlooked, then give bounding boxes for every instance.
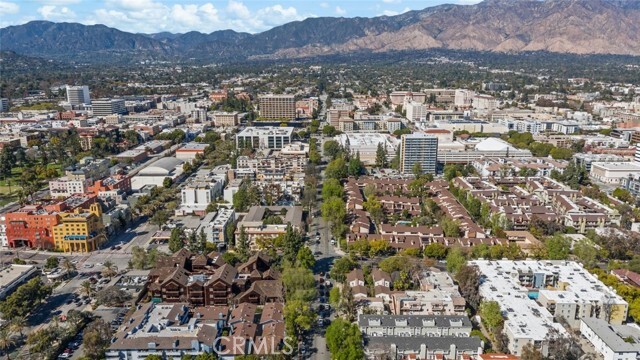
[80,281,93,297]
[9,317,25,339]
[61,258,76,274]
[0,327,15,360]
[101,261,118,279]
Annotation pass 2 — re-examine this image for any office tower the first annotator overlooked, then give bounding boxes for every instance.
[400,133,438,175]
[92,99,126,117]
[259,94,295,120]
[66,85,91,105]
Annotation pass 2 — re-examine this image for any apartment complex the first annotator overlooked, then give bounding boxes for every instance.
[470,260,628,356]
[258,94,295,120]
[236,206,304,247]
[212,111,239,127]
[400,133,438,174]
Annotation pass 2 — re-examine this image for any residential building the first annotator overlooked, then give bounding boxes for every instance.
[574,153,630,173]
[359,314,472,337]
[66,85,91,106]
[236,206,304,247]
[176,181,223,216]
[580,318,640,360]
[236,127,293,150]
[422,89,454,104]
[191,108,207,122]
[258,94,295,120]
[364,336,483,360]
[65,157,111,181]
[473,94,497,111]
[470,260,628,356]
[53,203,106,252]
[105,302,223,360]
[455,89,475,107]
[92,98,126,117]
[49,177,92,198]
[400,133,438,174]
[203,208,235,244]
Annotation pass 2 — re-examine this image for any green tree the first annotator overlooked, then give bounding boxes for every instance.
[347,153,364,177]
[0,327,15,360]
[325,157,347,180]
[549,147,574,160]
[412,162,423,177]
[296,247,315,269]
[546,234,571,260]
[612,188,634,204]
[321,197,347,237]
[322,178,344,199]
[169,227,184,253]
[83,319,112,359]
[282,224,304,265]
[162,177,173,188]
[573,240,598,267]
[375,143,387,168]
[441,217,462,237]
[149,210,169,228]
[323,140,342,160]
[329,256,357,282]
[325,318,365,360]
[284,299,316,338]
[236,226,250,262]
[329,287,341,307]
[480,300,504,330]
[322,125,338,137]
[145,356,163,360]
[446,247,467,274]
[455,265,481,310]
[282,267,317,302]
[0,277,51,320]
[423,243,449,259]
[45,256,59,269]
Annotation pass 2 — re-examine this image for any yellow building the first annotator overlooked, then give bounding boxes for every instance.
[53,203,106,252]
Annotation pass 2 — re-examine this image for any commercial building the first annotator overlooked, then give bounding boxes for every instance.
[212,111,239,127]
[454,89,475,107]
[65,157,111,181]
[405,101,428,122]
[236,127,293,150]
[66,85,91,106]
[258,94,295,120]
[53,203,106,252]
[0,98,8,112]
[438,138,533,164]
[131,157,185,190]
[574,153,630,173]
[92,98,126,117]
[0,264,38,299]
[400,133,438,175]
[590,162,640,184]
[176,142,210,161]
[5,205,59,249]
[335,133,398,166]
[580,318,640,360]
[49,177,92,198]
[470,259,628,356]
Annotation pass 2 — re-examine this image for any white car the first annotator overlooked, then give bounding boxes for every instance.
[83,263,93,269]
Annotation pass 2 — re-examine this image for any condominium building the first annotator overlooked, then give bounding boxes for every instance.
[236,127,293,150]
[49,177,92,198]
[580,318,640,360]
[92,98,126,117]
[66,85,91,106]
[400,133,438,174]
[53,203,106,252]
[198,208,236,244]
[258,94,295,120]
[470,259,628,356]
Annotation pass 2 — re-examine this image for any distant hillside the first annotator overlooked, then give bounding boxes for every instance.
[1,0,639,63]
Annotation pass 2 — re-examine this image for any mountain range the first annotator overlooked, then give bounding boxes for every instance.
[1,0,640,64]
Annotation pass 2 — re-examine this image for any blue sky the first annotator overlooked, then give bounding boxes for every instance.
[0,0,481,34]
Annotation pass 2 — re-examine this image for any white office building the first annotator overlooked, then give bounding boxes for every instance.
[400,133,438,174]
[405,102,428,122]
[66,85,91,106]
[236,126,293,150]
[92,99,126,117]
[0,215,7,247]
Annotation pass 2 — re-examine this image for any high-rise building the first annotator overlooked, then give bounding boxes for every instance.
[405,101,428,122]
[66,85,91,106]
[0,98,9,112]
[400,133,438,175]
[92,99,126,117]
[258,94,295,120]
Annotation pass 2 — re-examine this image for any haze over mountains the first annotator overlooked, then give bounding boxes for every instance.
[1,0,639,64]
